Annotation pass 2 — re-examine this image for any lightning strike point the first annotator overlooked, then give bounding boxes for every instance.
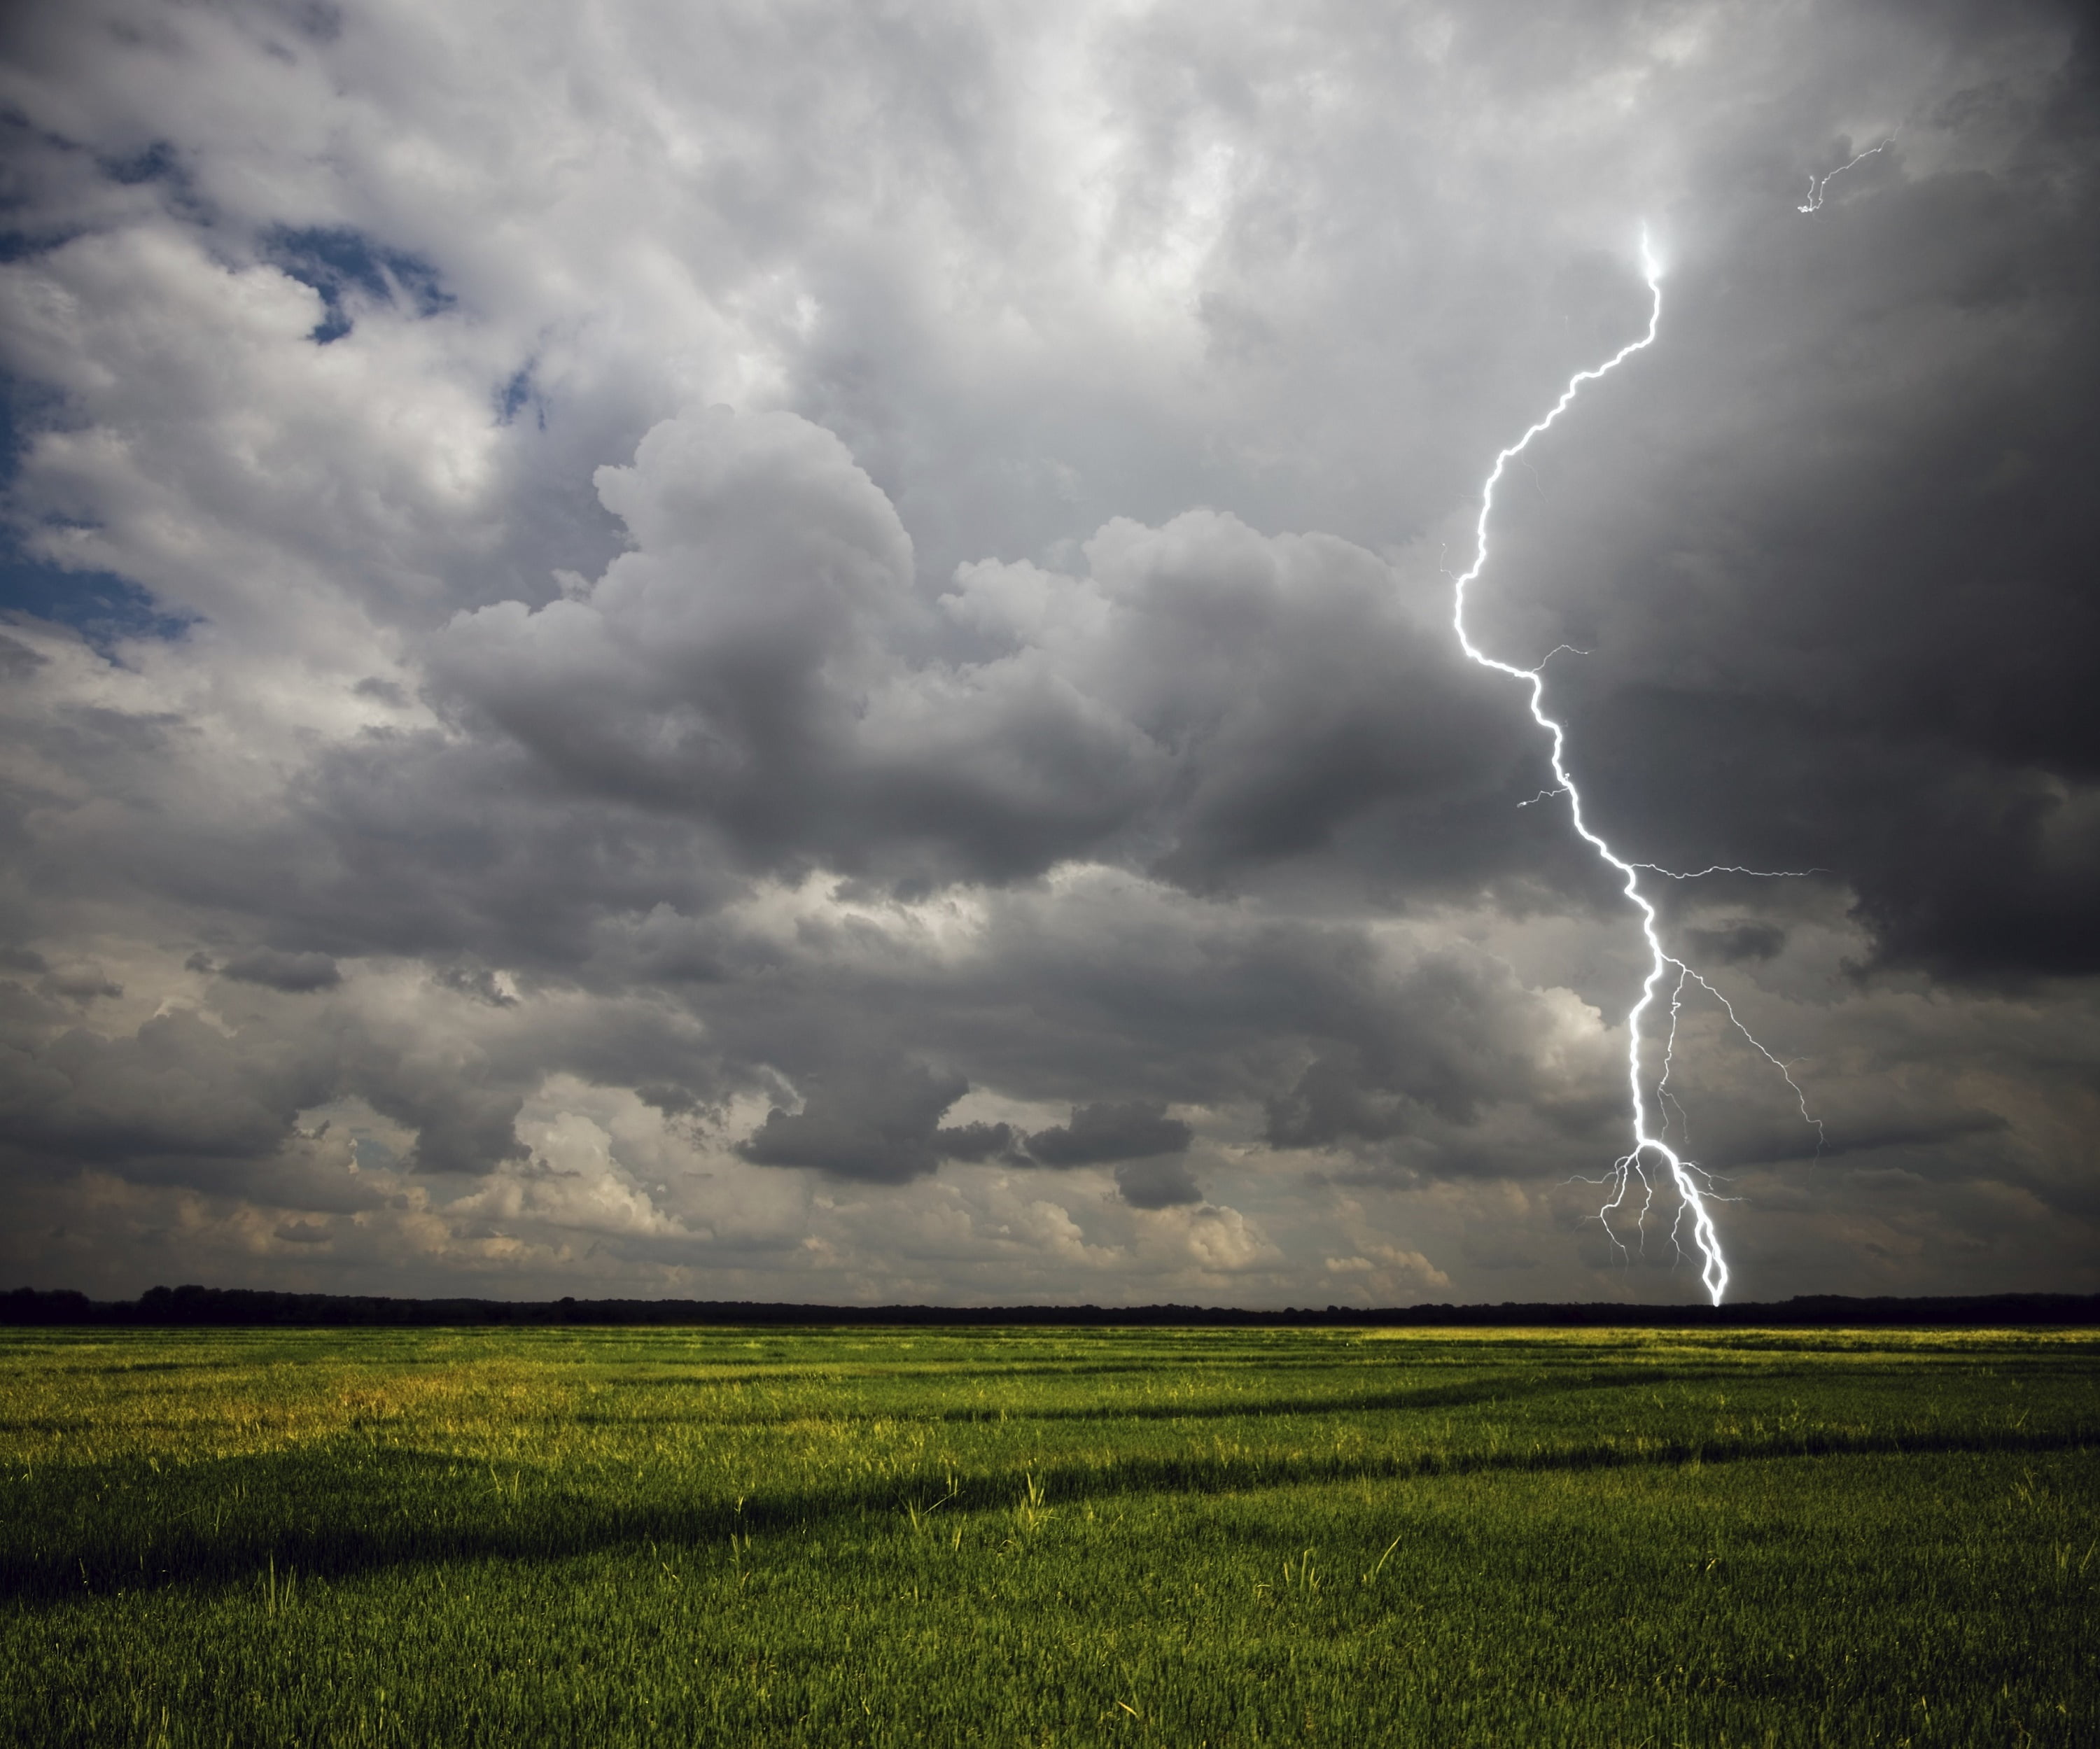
[1450,225,1821,1306]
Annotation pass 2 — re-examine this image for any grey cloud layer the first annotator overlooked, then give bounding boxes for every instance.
[0,0,2092,1302]
[431,403,1540,892]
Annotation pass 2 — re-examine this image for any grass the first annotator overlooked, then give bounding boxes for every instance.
[0,1324,2092,1745]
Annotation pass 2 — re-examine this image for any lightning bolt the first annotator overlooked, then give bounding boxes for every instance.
[1450,230,1819,1305]
[1798,135,1895,213]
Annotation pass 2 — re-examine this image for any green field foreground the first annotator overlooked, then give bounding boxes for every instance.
[0,1326,2092,1746]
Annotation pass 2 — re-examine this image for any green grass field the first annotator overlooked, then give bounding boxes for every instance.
[0,1326,2092,1746]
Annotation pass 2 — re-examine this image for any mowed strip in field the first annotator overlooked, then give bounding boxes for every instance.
[0,1326,2092,1746]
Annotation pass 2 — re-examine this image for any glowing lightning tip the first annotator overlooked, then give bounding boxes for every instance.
[1638,225,1665,283]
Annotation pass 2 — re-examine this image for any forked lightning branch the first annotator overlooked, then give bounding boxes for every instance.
[1449,232,1819,1305]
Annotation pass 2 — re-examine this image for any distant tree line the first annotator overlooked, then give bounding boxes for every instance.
[1,1283,2095,1328]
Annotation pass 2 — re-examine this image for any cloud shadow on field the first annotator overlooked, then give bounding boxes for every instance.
[12,1417,2090,1606]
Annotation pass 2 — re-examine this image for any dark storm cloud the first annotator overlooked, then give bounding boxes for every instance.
[38,967,123,1002]
[1023,1101,1192,1167]
[1470,48,2100,983]
[0,969,552,1184]
[1256,941,1619,1161]
[219,948,342,992]
[1681,922,1787,967]
[934,1121,1017,1163]
[677,890,1625,1191]
[0,0,2093,1301]
[736,1062,971,1183]
[1112,1157,1204,1209]
[1018,1100,1207,1210]
[0,984,329,1171]
[106,727,752,979]
[431,964,516,1008]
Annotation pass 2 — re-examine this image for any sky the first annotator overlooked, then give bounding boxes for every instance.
[1,0,2094,1308]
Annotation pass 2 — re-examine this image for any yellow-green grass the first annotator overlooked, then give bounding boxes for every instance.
[1,1326,2092,1746]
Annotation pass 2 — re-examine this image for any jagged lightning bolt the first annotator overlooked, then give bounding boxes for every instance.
[1450,230,1818,1305]
[1798,136,1894,213]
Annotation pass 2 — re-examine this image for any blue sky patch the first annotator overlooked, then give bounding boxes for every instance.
[262,225,456,344]
[496,365,545,429]
[0,381,195,653]
[105,140,182,187]
[0,540,195,654]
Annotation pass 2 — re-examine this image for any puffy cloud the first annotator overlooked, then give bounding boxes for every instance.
[434,408,917,834]
[431,407,1533,894]
[1324,1244,1452,1297]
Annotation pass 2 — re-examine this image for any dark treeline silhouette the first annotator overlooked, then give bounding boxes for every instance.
[2,1284,2096,1329]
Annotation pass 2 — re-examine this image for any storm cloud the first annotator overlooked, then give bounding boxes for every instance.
[0,0,2092,1305]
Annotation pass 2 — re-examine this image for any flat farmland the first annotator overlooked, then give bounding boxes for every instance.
[0,1325,2092,1746]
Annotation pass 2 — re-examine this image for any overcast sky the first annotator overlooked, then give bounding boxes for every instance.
[1,0,2094,1307]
